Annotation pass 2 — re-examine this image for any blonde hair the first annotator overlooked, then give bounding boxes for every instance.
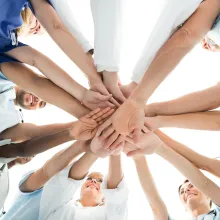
[17,7,33,36]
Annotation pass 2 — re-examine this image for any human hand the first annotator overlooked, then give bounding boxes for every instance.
[70,107,114,141]
[103,71,126,104]
[126,132,164,157]
[90,129,124,158]
[82,89,116,110]
[90,80,120,107]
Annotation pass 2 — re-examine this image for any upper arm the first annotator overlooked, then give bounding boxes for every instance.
[20,167,48,192]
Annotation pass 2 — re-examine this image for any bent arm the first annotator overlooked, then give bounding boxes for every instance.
[69,152,98,180]
[155,130,220,178]
[107,154,123,189]
[156,143,220,206]
[20,140,87,192]
[134,156,168,220]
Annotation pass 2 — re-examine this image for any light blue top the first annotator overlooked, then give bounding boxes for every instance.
[1,171,42,220]
[169,205,220,220]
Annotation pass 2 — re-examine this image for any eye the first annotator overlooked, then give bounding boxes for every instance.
[97,179,103,183]
[87,177,92,181]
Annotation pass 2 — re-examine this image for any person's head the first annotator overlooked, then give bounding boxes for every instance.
[15,87,46,110]
[178,180,212,214]
[80,172,104,206]
[17,7,46,36]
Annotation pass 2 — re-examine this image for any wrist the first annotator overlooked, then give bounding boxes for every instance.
[155,142,168,156]
[89,75,103,87]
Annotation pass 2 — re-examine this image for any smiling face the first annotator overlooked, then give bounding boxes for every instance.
[17,89,46,110]
[179,180,211,212]
[80,172,104,203]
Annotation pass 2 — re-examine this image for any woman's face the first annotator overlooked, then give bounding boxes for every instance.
[27,13,46,36]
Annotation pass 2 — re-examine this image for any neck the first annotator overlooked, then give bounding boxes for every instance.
[13,86,19,105]
[189,204,210,218]
[80,196,100,207]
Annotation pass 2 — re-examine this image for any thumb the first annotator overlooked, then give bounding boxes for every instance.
[127,149,145,157]
[132,127,142,144]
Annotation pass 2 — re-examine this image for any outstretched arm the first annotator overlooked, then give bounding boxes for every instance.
[156,143,220,206]
[107,154,123,189]
[144,111,220,131]
[0,107,114,158]
[20,140,87,192]
[0,62,90,117]
[133,156,168,220]
[30,0,101,85]
[146,82,220,116]
[155,130,220,178]
[0,122,73,143]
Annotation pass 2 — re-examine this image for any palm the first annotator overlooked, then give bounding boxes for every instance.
[71,108,114,141]
[112,99,145,138]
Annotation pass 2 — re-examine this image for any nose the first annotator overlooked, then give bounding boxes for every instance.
[91,179,97,184]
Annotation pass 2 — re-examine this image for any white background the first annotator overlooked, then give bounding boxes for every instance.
[5,0,220,219]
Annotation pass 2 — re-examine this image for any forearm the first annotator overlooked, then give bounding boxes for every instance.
[43,140,87,178]
[32,0,100,84]
[69,152,98,180]
[155,111,220,131]
[133,156,168,220]
[0,129,73,158]
[107,154,123,189]
[1,62,90,118]
[155,130,220,177]
[156,144,220,203]
[131,0,220,104]
[151,83,220,116]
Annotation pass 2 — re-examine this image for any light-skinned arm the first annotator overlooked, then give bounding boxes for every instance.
[108,0,220,142]
[154,130,220,178]
[0,107,114,158]
[156,143,220,206]
[4,49,113,110]
[107,154,123,189]
[127,132,220,206]
[133,156,168,220]
[146,82,220,116]
[0,122,73,143]
[144,111,220,131]
[20,140,87,192]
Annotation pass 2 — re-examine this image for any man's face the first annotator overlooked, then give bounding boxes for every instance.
[179,181,210,210]
[17,90,46,110]
[81,172,104,202]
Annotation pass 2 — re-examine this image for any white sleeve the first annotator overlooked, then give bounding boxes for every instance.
[132,0,203,83]
[102,177,129,220]
[49,0,93,53]
[39,166,85,220]
[90,0,125,72]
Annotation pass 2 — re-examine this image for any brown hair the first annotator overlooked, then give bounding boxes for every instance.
[178,180,212,208]
[17,7,33,36]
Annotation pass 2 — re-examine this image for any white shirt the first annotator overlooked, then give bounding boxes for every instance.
[39,167,129,220]
[0,71,23,134]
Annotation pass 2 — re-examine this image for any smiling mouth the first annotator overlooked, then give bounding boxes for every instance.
[186,194,197,202]
[87,185,98,190]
